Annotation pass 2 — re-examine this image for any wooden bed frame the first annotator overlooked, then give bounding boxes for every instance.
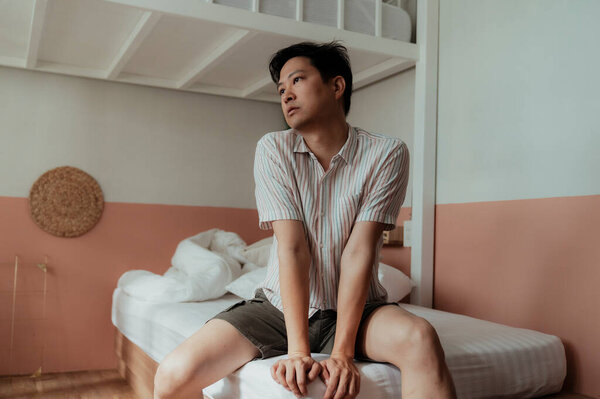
[115,329,158,399]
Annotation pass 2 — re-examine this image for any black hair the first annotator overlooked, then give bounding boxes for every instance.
[268,40,353,116]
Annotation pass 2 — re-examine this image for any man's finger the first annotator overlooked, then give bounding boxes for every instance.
[286,362,300,397]
[308,362,321,381]
[320,363,331,384]
[332,371,348,399]
[348,373,357,397]
[295,362,307,396]
[270,362,279,383]
[323,369,339,399]
[276,363,289,390]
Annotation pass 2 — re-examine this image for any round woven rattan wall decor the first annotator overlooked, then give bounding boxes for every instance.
[29,166,104,238]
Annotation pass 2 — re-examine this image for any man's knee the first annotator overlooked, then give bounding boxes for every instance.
[154,353,202,399]
[392,316,442,362]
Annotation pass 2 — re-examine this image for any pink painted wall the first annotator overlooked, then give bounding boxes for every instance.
[0,196,410,375]
[434,195,600,397]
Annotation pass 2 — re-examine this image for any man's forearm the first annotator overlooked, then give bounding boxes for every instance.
[331,249,375,357]
[278,248,312,355]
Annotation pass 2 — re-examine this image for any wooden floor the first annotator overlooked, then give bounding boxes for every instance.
[0,369,136,398]
[0,369,594,399]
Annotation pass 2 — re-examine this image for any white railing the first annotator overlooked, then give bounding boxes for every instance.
[213,0,393,39]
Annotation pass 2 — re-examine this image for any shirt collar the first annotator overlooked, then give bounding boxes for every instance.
[293,124,357,165]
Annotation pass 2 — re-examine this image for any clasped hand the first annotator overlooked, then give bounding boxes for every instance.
[270,354,360,399]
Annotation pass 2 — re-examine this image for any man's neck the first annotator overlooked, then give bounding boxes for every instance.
[296,118,349,168]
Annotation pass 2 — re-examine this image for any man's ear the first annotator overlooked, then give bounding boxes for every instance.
[332,76,346,100]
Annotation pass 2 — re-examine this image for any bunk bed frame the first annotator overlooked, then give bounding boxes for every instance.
[99,0,439,308]
[0,0,438,305]
[109,2,438,396]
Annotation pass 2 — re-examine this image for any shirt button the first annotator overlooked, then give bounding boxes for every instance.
[319,243,324,248]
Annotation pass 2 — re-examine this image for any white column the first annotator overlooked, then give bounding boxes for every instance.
[410,0,439,308]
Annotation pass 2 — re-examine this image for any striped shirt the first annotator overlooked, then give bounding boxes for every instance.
[254,124,409,318]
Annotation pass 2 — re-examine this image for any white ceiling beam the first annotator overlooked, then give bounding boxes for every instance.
[177,30,254,90]
[26,0,49,69]
[242,76,274,98]
[105,11,162,80]
[0,56,26,69]
[188,83,278,103]
[18,62,279,104]
[116,72,178,89]
[35,61,106,79]
[353,58,415,90]
[105,0,418,60]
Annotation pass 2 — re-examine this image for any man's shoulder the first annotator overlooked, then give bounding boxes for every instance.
[354,126,407,154]
[258,128,295,147]
[256,129,297,160]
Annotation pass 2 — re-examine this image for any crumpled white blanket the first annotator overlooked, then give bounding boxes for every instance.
[118,228,252,303]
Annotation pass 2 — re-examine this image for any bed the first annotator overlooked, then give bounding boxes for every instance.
[112,287,566,399]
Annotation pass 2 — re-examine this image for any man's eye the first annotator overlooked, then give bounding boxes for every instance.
[294,77,301,83]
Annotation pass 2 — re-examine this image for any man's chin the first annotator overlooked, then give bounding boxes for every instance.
[286,117,307,131]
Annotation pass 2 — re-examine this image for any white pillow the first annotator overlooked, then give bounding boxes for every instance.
[225,267,268,299]
[226,262,414,302]
[243,236,274,267]
[378,263,415,302]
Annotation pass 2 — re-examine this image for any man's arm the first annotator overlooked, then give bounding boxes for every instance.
[270,220,321,397]
[320,221,386,399]
[332,221,385,356]
[273,219,311,355]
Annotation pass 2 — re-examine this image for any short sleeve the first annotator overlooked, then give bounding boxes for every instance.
[356,141,409,231]
[254,137,303,230]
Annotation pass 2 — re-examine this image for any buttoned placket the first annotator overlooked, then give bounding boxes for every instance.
[311,154,338,252]
[310,152,340,309]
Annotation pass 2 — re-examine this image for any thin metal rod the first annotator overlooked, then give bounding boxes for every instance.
[9,255,19,374]
[375,0,382,37]
[337,0,344,29]
[296,0,303,22]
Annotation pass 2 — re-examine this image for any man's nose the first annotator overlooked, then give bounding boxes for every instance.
[284,86,295,102]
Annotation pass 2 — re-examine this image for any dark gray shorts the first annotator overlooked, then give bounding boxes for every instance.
[207,288,399,360]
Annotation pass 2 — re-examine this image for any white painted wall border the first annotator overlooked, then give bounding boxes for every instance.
[410,0,439,308]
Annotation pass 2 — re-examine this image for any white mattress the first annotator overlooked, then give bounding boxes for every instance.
[111,288,566,399]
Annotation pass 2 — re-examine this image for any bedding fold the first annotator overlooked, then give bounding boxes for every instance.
[117,228,248,302]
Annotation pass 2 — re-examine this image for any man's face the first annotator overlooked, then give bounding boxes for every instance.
[277,56,338,130]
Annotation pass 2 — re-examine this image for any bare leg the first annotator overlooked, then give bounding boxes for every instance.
[154,319,260,399]
[356,305,457,399]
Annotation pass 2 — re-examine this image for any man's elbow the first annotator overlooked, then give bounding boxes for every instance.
[341,245,377,268]
[278,243,311,264]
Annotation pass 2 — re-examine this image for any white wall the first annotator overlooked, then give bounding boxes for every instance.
[437,0,600,204]
[0,66,284,208]
[349,69,415,207]
[0,64,416,209]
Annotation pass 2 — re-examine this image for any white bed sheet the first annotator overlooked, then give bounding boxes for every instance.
[111,288,565,399]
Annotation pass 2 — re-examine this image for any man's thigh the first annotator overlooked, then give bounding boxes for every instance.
[355,304,425,363]
[158,318,260,390]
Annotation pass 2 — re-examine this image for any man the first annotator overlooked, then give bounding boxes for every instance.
[154,41,456,399]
